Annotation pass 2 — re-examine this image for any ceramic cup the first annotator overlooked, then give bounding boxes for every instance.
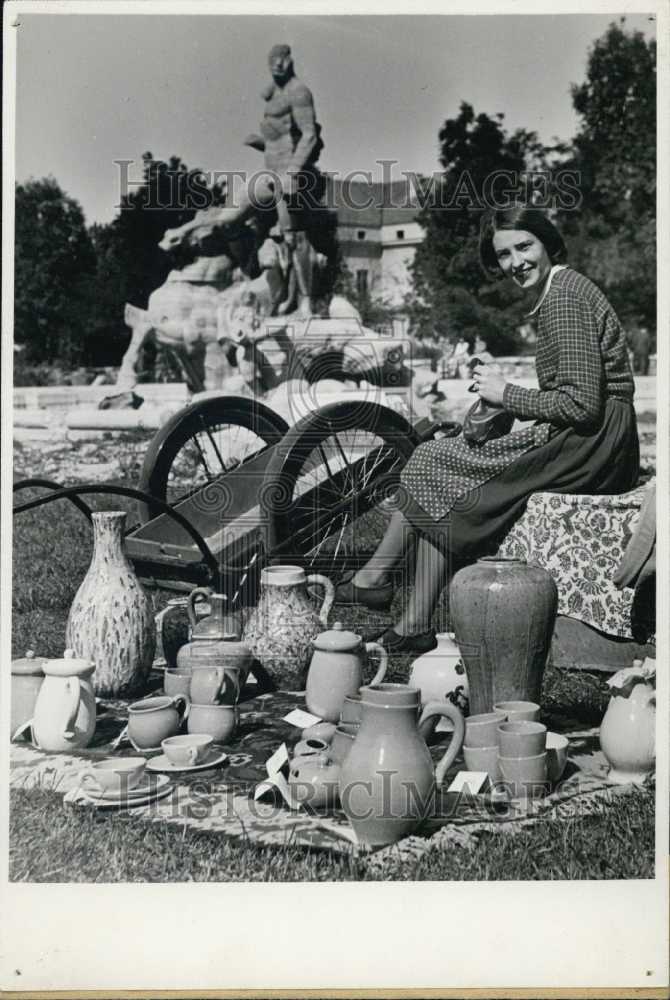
[128,695,189,750]
[497,721,547,758]
[493,700,540,723]
[499,751,548,800]
[329,723,358,765]
[80,757,146,796]
[340,695,362,726]
[465,711,507,748]
[546,732,569,784]
[463,744,501,781]
[302,722,337,745]
[187,703,238,744]
[294,738,330,759]
[162,733,213,767]
[164,670,192,700]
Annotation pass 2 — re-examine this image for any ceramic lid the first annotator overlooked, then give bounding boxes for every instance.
[313,622,361,653]
[43,648,94,677]
[260,565,305,587]
[12,650,46,676]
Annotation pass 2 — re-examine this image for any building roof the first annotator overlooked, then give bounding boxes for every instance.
[326,177,422,229]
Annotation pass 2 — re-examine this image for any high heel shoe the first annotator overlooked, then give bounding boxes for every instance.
[376,628,437,655]
[334,575,394,612]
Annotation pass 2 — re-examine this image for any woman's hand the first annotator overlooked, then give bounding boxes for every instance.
[472,364,507,405]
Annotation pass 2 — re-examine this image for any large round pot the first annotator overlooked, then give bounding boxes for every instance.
[449,557,558,716]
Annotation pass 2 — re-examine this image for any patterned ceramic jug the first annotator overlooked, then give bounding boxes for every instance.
[243,565,335,689]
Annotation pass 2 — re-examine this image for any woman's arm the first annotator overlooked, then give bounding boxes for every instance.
[502,295,605,429]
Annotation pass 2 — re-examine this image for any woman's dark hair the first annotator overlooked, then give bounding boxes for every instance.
[479,205,567,278]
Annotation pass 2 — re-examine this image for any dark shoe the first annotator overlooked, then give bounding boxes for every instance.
[335,575,394,612]
[377,628,437,655]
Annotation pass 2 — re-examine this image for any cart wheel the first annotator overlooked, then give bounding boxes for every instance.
[137,395,289,523]
[259,400,420,580]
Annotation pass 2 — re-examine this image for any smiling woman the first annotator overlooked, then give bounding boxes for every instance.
[337,205,640,654]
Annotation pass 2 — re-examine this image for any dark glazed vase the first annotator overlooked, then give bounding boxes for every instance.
[449,557,558,715]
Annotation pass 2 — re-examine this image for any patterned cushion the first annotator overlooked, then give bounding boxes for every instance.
[497,484,650,638]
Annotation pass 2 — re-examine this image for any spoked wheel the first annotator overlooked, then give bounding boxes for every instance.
[137,395,289,523]
[259,400,420,583]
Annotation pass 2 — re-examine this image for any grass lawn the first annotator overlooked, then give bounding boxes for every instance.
[10,458,656,882]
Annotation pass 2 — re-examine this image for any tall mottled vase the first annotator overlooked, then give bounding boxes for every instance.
[449,557,558,715]
[66,511,156,697]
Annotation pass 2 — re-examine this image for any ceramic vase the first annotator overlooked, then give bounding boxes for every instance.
[66,511,156,698]
[449,557,557,715]
[409,632,469,714]
[339,683,465,847]
[600,680,655,785]
[243,565,335,689]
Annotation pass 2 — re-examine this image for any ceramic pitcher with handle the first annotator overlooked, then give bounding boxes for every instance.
[306,622,388,723]
[339,683,465,847]
[243,565,335,689]
[31,649,97,752]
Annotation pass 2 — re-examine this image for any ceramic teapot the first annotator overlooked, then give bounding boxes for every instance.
[11,650,46,740]
[31,649,97,752]
[187,589,243,641]
[306,622,388,723]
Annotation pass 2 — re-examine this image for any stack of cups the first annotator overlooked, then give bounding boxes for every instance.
[330,694,362,766]
[463,701,549,800]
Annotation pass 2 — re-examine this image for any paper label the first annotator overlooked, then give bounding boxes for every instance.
[254,772,301,810]
[282,708,322,729]
[447,771,490,795]
[435,717,455,733]
[265,742,289,776]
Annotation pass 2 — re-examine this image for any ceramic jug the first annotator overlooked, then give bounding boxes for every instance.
[306,622,388,723]
[31,649,97,752]
[243,565,335,689]
[155,598,191,669]
[66,511,156,698]
[600,660,655,785]
[178,633,251,705]
[409,632,470,714]
[339,683,465,847]
[11,650,46,740]
[450,557,557,715]
[187,589,243,641]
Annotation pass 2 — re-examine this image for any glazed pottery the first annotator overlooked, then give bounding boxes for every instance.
[32,650,97,752]
[546,732,569,783]
[339,683,466,847]
[498,721,547,758]
[11,650,45,738]
[289,754,340,808]
[409,632,470,714]
[66,511,156,697]
[340,695,362,726]
[155,599,190,668]
[128,695,189,749]
[465,711,507,748]
[177,633,251,705]
[306,622,387,723]
[294,738,330,759]
[450,557,558,714]
[243,565,335,689]
[187,588,243,641]
[162,734,213,767]
[80,757,146,796]
[302,722,337,744]
[329,724,358,765]
[600,680,655,785]
[493,700,541,723]
[499,751,549,800]
[164,670,193,700]
[463,744,501,782]
[187,703,238,743]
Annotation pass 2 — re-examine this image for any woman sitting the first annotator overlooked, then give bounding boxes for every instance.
[338,204,640,653]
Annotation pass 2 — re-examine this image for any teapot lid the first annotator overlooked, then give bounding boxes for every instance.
[12,650,46,676]
[313,622,361,652]
[43,648,94,677]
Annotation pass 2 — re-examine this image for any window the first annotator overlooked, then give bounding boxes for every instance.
[357,230,366,240]
[356,270,368,299]
[396,229,405,240]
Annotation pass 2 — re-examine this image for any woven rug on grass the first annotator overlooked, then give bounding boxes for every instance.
[10,672,649,862]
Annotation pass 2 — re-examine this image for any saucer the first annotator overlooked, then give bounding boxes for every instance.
[82,772,170,801]
[77,774,172,809]
[146,748,228,774]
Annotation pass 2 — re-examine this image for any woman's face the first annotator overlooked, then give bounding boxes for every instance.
[492,229,552,291]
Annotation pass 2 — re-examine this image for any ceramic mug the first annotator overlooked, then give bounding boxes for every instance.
[80,757,146,796]
[187,703,238,744]
[162,734,213,767]
[465,711,507,748]
[499,751,548,800]
[463,744,501,781]
[164,670,192,700]
[128,695,189,750]
[340,695,362,726]
[546,732,569,783]
[497,721,547,758]
[493,700,541,723]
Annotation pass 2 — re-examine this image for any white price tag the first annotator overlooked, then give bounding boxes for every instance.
[265,742,289,777]
[447,771,490,795]
[282,708,322,729]
[254,773,301,811]
[435,716,455,733]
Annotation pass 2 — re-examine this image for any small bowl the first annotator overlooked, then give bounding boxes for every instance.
[463,744,501,781]
[546,732,569,783]
[499,751,548,800]
[493,700,540,723]
[497,721,547,758]
[162,733,213,767]
[465,711,507,748]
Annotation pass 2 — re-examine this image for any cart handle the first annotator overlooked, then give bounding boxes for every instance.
[13,478,94,522]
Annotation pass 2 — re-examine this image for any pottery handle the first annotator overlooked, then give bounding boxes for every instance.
[171,694,190,722]
[187,587,211,631]
[364,642,388,687]
[62,676,82,739]
[306,574,335,625]
[221,669,240,705]
[418,700,465,787]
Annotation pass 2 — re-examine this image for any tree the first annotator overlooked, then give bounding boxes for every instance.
[14,178,96,364]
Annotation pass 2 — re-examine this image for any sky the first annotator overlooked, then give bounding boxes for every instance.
[12,11,657,225]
